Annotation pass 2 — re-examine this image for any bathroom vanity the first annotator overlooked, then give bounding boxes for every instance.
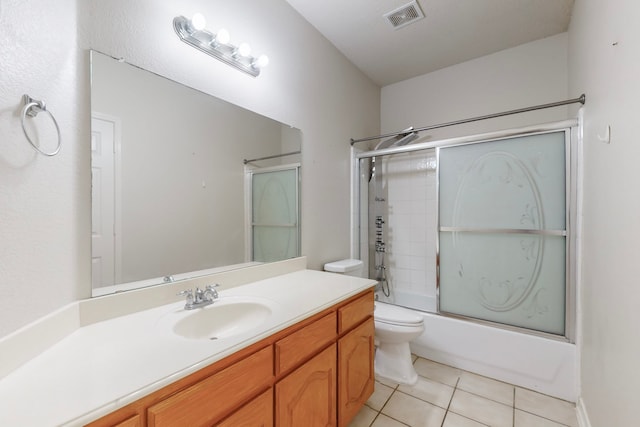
[89,289,374,427]
[0,258,376,426]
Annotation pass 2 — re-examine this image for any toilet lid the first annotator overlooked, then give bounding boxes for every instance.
[375,302,423,326]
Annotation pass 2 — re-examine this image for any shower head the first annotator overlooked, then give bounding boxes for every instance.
[368,129,420,182]
[393,131,419,147]
[374,128,419,150]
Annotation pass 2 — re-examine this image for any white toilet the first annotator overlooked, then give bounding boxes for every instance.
[373,301,424,385]
[323,259,425,385]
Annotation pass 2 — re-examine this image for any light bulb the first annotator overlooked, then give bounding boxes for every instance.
[253,54,269,69]
[216,28,230,45]
[237,42,252,57]
[190,13,206,31]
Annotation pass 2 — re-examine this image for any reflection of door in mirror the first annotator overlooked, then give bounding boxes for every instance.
[91,113,122,289]
[249,166,300,262]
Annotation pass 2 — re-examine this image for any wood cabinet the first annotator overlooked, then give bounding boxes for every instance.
[276,344,337,427]
[147,345,273,427]
[216,389,273,427]
[111,415,141,427]
[275,312,337,376]
[338,317,375,427]
[86,289,374,427]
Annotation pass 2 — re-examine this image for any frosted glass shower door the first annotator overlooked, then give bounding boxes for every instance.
[438,131,568,335]
[251,166,300,262]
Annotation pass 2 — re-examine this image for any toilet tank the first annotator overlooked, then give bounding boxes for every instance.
[323,259,363,277]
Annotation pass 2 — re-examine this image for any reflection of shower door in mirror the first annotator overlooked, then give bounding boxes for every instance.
[91,114,122,288]
[249,166,300,262]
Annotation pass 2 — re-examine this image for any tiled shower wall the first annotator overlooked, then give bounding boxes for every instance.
[362,149,438,312]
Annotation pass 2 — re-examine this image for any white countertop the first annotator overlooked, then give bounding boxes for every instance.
[0,268,375,427]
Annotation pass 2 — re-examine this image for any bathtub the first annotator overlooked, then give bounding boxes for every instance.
[375,289,437,313]
[407,309,578,402]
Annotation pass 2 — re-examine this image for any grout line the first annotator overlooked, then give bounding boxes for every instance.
[513,387,516,427]
[373,381,398,416]
[368,410,380,427]
[380,413,412,426]
[448,412,492,427]
[516,408,574,427]
[439,376,459,427]
[371,388,411,427]
[452,385,514,409]
[443,377,496,427]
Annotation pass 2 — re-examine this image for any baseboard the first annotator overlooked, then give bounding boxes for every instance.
[576,397,592,427]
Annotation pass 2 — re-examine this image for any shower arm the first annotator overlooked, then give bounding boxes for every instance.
[350,94,585,145]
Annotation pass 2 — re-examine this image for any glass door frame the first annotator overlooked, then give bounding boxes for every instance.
[435,127,577,342]
[245,163,301,263]
[352,119,579,343]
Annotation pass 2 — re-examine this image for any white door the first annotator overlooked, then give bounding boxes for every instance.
[91,115,119,288]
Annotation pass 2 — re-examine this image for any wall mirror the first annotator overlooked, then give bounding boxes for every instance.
[90,50,302,296]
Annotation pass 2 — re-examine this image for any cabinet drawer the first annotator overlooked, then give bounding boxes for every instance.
[147,345,273,427]
[108,414,140,427]
[216,388,272,427]
[338,291,374,334]
[275,312,336,375]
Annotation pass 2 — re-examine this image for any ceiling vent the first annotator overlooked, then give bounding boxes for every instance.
[383,1,425,30]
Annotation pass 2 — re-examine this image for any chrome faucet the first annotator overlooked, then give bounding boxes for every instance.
[177,284,220,310]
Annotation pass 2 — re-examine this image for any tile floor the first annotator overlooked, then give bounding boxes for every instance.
[349,356,578,427]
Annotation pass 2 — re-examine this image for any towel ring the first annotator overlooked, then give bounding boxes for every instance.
[20,94,62,157]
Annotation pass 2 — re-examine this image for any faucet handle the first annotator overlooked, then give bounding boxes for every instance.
[205,284,220,300]
[177,289,194,302]
[177,289,195,309]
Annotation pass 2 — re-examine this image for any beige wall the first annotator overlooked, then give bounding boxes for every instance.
[0,0,89,338]
[0,0,380,338]
[569,0,640,425]
[382,33,570,140]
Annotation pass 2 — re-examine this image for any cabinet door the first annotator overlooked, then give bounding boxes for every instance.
[276,343,337,427]
[338,317,375,427]
[216,389,273,427]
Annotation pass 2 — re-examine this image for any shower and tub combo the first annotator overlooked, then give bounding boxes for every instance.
[338,96,585,401]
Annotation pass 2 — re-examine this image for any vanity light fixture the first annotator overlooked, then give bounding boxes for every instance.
[173,14,269,77]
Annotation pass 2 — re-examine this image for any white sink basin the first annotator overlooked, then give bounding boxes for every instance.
[168,297,273,341]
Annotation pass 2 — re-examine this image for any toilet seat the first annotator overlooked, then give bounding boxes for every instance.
[374,302,423,326]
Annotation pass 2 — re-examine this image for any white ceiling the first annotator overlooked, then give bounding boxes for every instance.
[284,0,574,86]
